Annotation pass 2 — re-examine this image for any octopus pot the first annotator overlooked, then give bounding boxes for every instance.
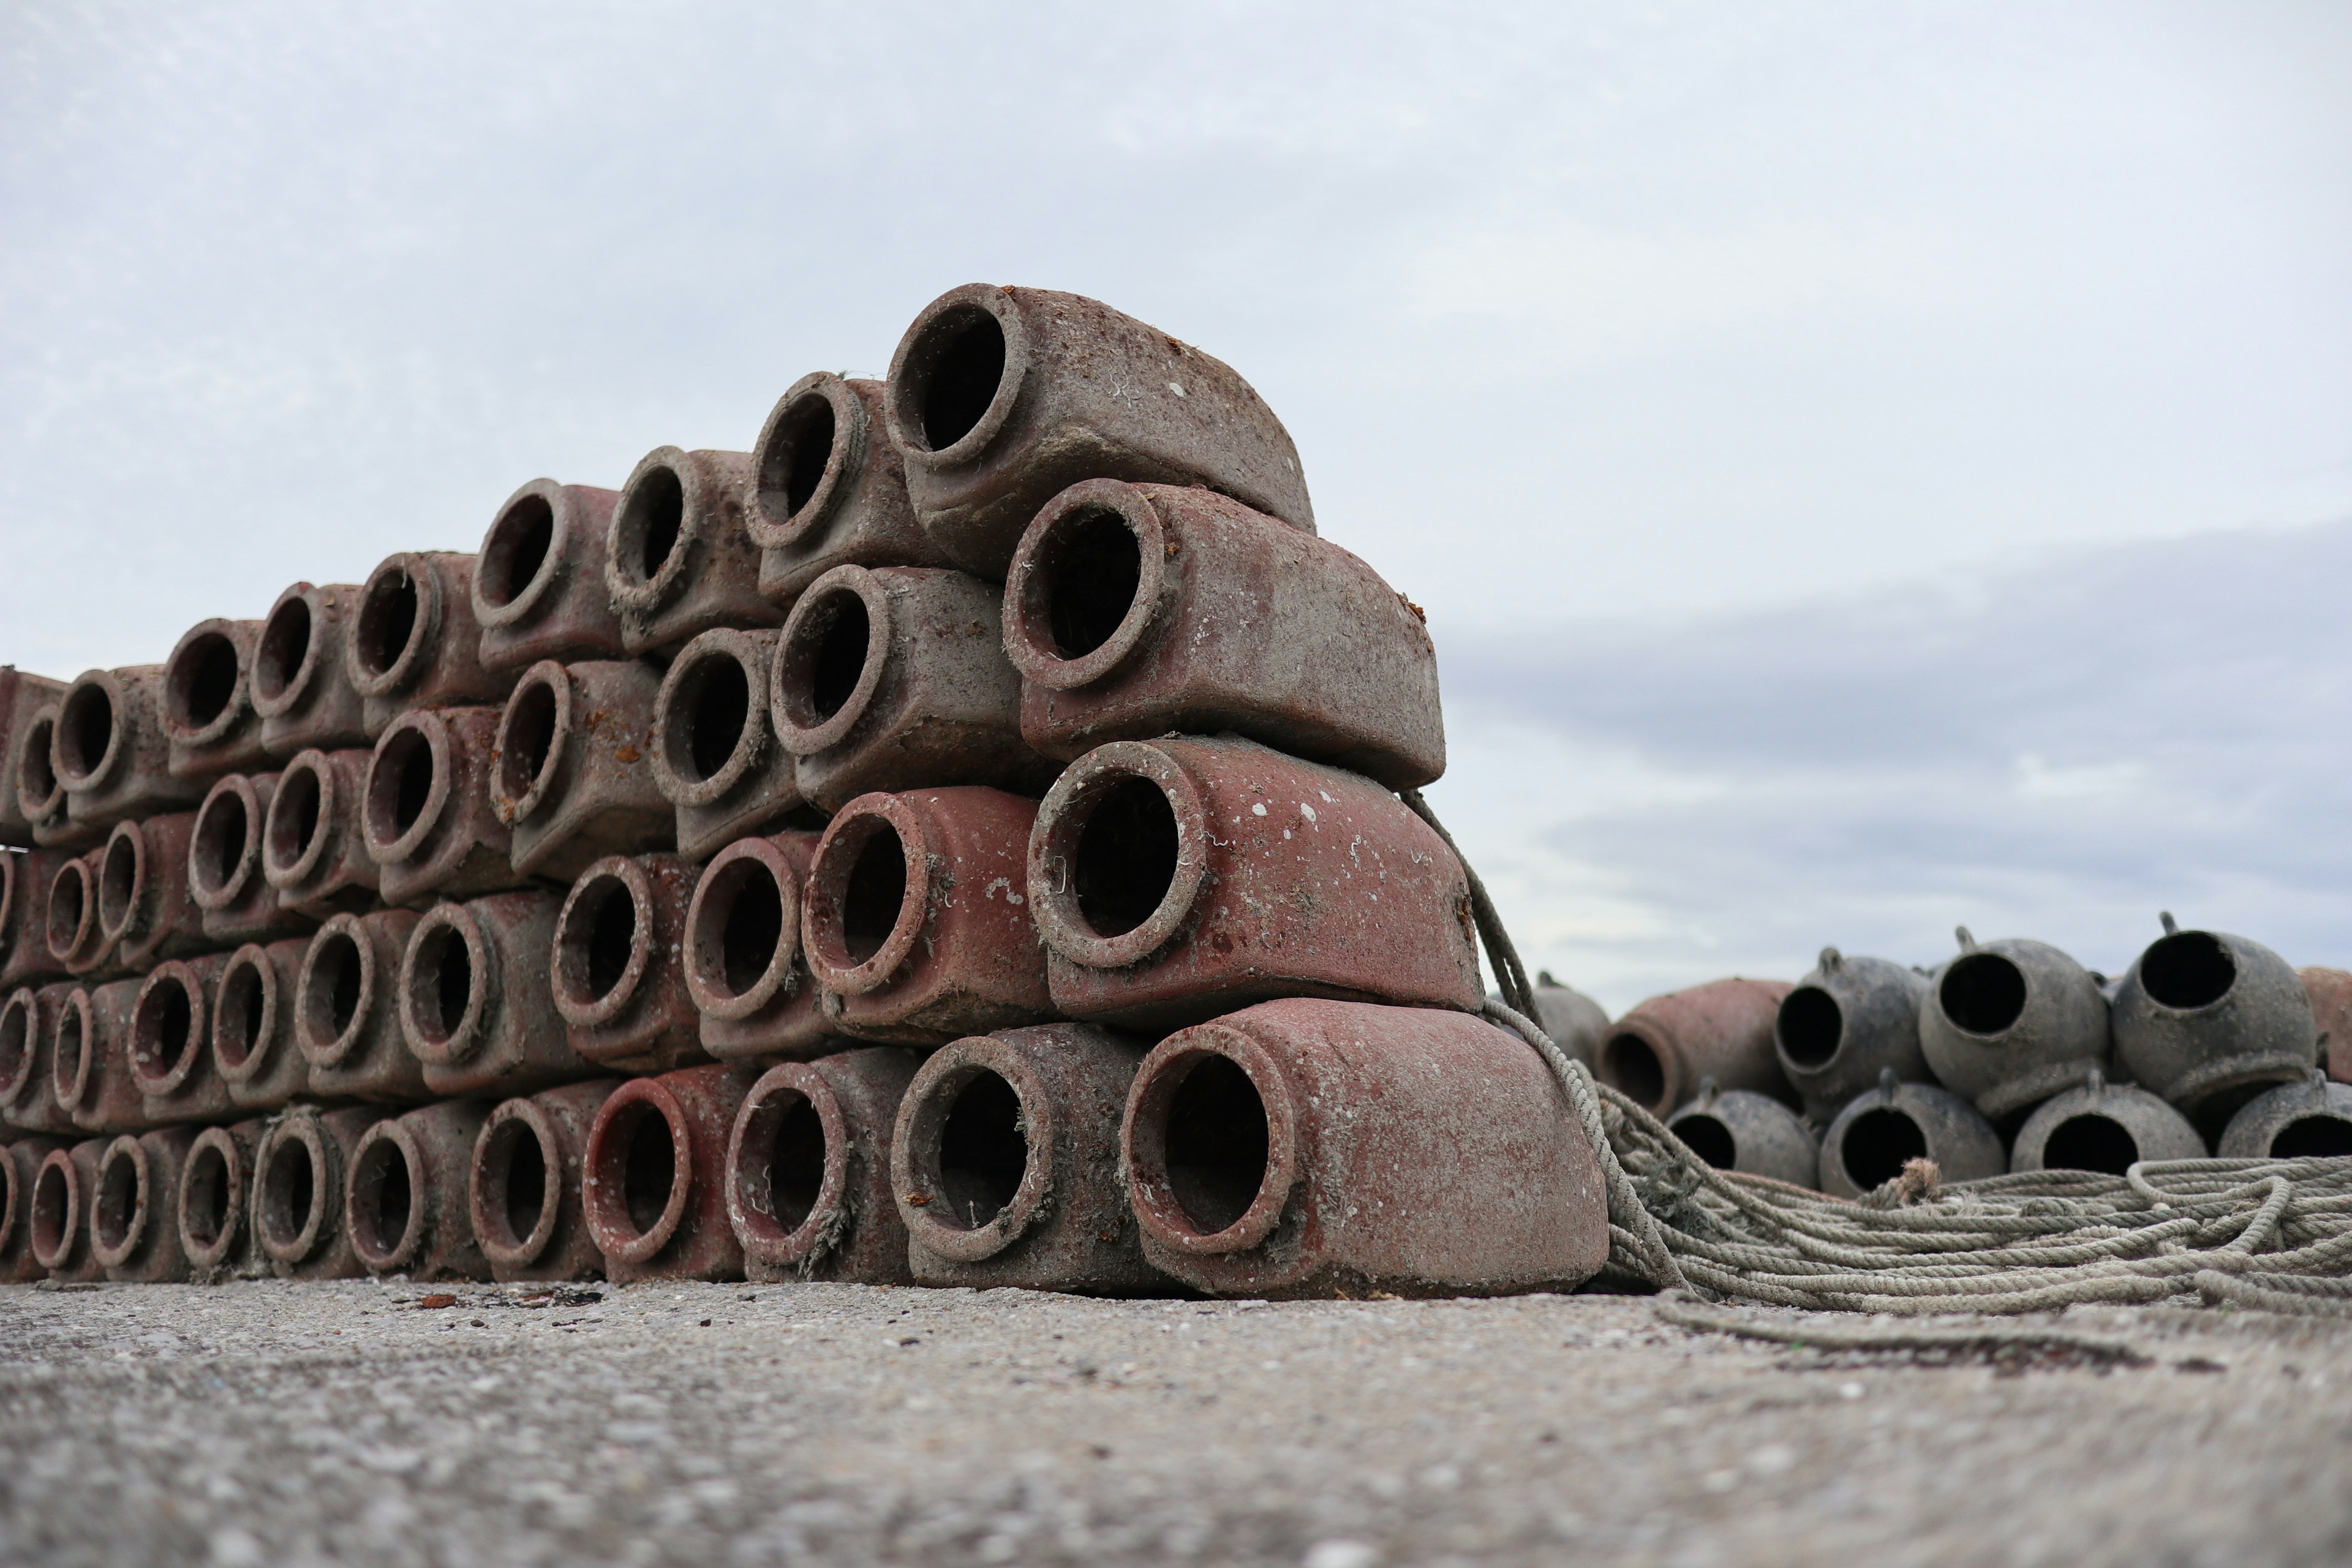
[728,1049,922,1284]
[769,564,1055,810]
[551,854,706,1074]
[2217,1071,2352,1160]
[160,617,268,781]
[801,786,1054,1045]
[472,478,629,671]
[605,447,778,656]
[749,372,954,606]
[884,284,1314,578]
[58,979,172,1135]
[494,658,673,881]
[1818,1074,2006,1199]
[470,1079,621,1283]
[346,1099,494,1281]
[1030,736,1483,1032]
[295,909,431,1102]
[45,847,118,979]
[2307,967,2352,1084]
[581,1063,758,1282]
[2009,1072,2206,1174]
[178,1118,270,1280]
[1005,480,1442,790]
[1596,978,1796,1119]
[1,983,78,1134]
[190,772,316,945]
[18,705,101,851]
[100,813,211,971]
[28,1139,111,1283]
[130,953,240,1125]
[1920,928,2112,1123]
[649,628,807,860]
[1123,998,1611,1298]
[252,581,371,760]
[0,668,69,845]
[682,831,835,1062]
[398,890,591,1098]
[0,1134,69,1280]
[1666,1080,1821,1189]
[893,1025,1165,1292]
[2113,914,2317,1130]
[260,747,380,917]
[92,1126,200,1282]
[362,705,522,907]
[252,1106,382,1279]
[55,666,205,828]
[1774,948,1933,1123]
[1506,972,1611,1072]
[344,551,516,738]
[0,846,74,990]
[210,939,315,1110]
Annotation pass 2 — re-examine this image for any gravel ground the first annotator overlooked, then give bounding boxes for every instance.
[3,1279,2350,1567]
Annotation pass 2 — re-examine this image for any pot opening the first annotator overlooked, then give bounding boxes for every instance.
[410,921,473,1046]
[841,826,908,965]
[216,957,266,1072]
[783,588,870,726]
[1163,1054,1268,1235]
[379,728,437,840]
[0,995,28,1092]
[630,465,685,581]
[18,714,58,807]
[2142,932,2236,1011]
[915,307,1005,451]
[1600,1033,1666,1110]
[94,1147,137,1253]
[1776,986,1843,1069]
[260,1135,316,1252]
[170,632,241,730]
[1072,775,1178,940]
[935,1070,1025,1230]
[617,1102,676,1236]
[99,830,139,935]
[269,763,323,870]
[53,1005,84,1099]
[1674,1113,1737,1169]
[759,1093,826,1232]
[350,1136,412,1262]
[1940,952,2027,1035]
[309,930,366,1042]
[194,786,251,898]
[1840,1107,1928,1191]
[1044,507,1141,659]
[356,567,421,679]
[47,861,86,954]
[2043,1113,2139,1175]
[710,859,784,998]
[483,493,556,608]
[2271,1115,2352,1159]
[500,677,560,804]
[762,391,837,520]
[136,976,194,1082]
[31,1159,71,1261]
[255,597,311,702]
[481,1117,551,1250]
[59,682,114,783]
[676,654,749,783]
[182,1142,232,1250]
[560,875,636,1003]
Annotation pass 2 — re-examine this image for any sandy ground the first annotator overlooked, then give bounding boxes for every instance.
[2,1278,2350,1567]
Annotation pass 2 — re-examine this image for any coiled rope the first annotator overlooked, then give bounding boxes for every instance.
[1400,789,2352,1319]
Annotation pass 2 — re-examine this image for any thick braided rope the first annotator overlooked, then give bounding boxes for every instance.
[1403,790,2352,1319]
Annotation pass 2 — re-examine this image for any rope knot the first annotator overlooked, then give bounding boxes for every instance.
[1863,1157,1944,1208]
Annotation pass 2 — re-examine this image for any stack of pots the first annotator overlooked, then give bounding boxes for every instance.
[0,284,1613,1300]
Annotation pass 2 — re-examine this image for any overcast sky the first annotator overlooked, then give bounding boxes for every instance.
[5,2,2348,1008]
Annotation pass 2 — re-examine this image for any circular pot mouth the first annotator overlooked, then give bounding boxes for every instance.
[1121,1027,1297,1256]
[894,1044,1054,1262]
[584,1084,693,1264]
[364,711,454,862]
[263,751,336,889]
[400,905,491,1066]
[346,1121,425,1270]
[801,798,932,996]
[211,945,279,1084]
[1027,744,1207,970]
[178,1128,244,1267]
[652,632,769,805]
[471,1101,562,1267]
[1834,1099,1931,1193]
[257,1118,333,1264]
[251,586,323,715]
[2033,1110,2145,1174]
[2138,929,2240,1014]
[348,556,441,697]
[553,858,654,1027]
[884,285,1030,467]
[131,963,207,1096]
[29,1148,82,1269]
[1667,1109,1740,1169]
[47,855,97,964]
[90,1135,149,1268]
[473,481,570,628]
[191,775,263,910]
[607,447,702,611]
[749,374,863,548]
[51,989,93,1110]
[0,852,13,951]
[771,568,892,753]
[296,917,377,1067]
[684,839,803,1019]
[1004,481,1170,690]
[0,987,37,1105]
[727,1067,846,1264]
[1937,951,2030,1039]
[493,662,571,823]
[1596,1024,1675,1114]
[16,709,65,818]
[162,624,250,745]
[97,819,150,944]
[54,673,124,792]
[1774,985,1845,1076]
